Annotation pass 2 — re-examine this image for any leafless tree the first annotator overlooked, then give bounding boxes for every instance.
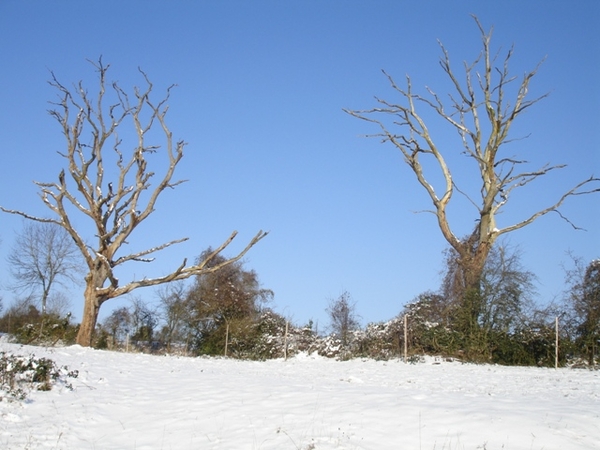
[129,296,159,343]
[441,243,536,335]
[156,281,190,351]
[345,16,599,318]
[326,290,360,346]
[0,59,267,346]
[44,291,73,317]
[102,306,131,346]
[7,222,81,315]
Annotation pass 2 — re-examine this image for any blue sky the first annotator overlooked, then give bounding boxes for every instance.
[0,1,598,328]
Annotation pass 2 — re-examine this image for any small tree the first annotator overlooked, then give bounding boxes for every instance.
[345,16,599,335]
[129,297,159,344]
[565,258,600,366]
[102,307,131,347]
[404,244,538,361]
[441,244,536,336]
[185,248,273,355]
[478,245,536,335]
[7,222,81,315]
[0,59,266,346]
[326,290,360,346]
[156,281,189,352]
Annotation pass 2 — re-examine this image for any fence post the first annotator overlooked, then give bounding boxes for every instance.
[555,316,559,369]
[404,314,408,363]
[284,321,289,361]
[224,321,229,357]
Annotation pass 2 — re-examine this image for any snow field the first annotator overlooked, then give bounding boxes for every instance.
[1,343,598,449]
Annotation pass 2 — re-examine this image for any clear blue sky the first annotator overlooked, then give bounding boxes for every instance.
[0,1,598,328]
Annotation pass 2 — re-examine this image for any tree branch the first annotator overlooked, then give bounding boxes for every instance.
[111,230,268,298]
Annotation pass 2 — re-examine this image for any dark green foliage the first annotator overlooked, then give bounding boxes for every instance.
[129,298,158,344]
[0,351,78,401]
[245,310,288,360]
[0,303,78,346]
[575,260,600,365]
[0,303,40,335]
[563,258,600,367]
[402,292,461,357]
[396,245,549,365]
[94,327,111,350]
[79,245,591,368]
[349,318,404,359]
[185,248,273,357]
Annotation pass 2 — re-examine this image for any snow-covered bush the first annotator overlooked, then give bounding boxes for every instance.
[351,318,405,359]
[0,305,78,347]
[237,311,324,360]
[0,351,78,401]
[234,310,288,359]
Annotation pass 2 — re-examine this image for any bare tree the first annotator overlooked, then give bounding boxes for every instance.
[7,222,81,315]
[478,245,536,335]
[129,296,159,344]
[45,291,73,317]
[345,17,599,319]
[156,281,190,352]
[0,59,267,346]
[326,290,360,346]
[102,306,131,347]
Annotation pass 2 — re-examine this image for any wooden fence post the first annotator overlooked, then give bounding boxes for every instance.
[224,320,230,357]
[284,321,289,360]
[404,314,408,363]
[555,316,559,369]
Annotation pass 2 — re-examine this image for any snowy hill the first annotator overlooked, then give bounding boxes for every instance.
[1,342,598,449]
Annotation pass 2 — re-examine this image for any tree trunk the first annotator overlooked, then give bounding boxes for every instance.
[76,273,109,346]
[453,236,492,336]
[76,292,101,346]
[41,289,49,315]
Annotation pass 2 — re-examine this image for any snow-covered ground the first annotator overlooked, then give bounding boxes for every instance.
[1,342,598,450]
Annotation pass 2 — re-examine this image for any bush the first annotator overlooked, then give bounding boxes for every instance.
[225,311,319,360]
[0,351,78,401]
[350,318,404,360]
[241,310,288,360]
[12,314,79,346]
[0,304,78,346]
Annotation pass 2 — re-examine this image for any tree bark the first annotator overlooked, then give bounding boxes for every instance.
[76,264,111,346]
[78,290,103,347]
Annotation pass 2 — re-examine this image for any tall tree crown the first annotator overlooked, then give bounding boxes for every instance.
[0,59,266,346]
